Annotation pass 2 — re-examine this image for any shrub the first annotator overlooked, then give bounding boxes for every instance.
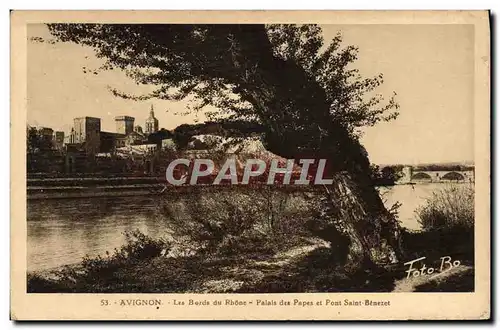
[28,231,172,293]
[27,273,71,293]
[59,230,171,281]
[159,186,319,257]
[416,184,474,231]
[118,230,169,260]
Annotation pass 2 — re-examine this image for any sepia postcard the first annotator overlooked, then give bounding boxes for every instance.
[10,10,490,321]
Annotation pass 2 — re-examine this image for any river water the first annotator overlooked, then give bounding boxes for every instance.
[27,183,462,272]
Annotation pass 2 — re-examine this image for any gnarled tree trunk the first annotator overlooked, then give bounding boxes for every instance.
[229,25,403,271]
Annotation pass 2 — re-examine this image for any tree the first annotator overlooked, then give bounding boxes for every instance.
[370,165,404,186]
[380,166,403,184]
[27,126,54,154]
[147,128,173,146]
[27,126,61,173]
[46,24,402,270]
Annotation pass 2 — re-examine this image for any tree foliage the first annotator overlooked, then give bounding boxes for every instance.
[46,24,398,140]
[369,164,404,186]
[266,25,399,136]
[27,126,54,154]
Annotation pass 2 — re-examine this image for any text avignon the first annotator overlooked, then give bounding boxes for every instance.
[118,299,162,306]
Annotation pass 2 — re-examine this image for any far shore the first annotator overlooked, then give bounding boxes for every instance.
[26,176,472,200]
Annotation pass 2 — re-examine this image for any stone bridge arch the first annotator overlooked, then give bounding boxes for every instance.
[411,172,432,181]
[441,171,465,181]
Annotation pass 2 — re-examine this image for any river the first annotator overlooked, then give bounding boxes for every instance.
[27,182,462,272]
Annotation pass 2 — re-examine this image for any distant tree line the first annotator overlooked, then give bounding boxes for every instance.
[413,164,474,172]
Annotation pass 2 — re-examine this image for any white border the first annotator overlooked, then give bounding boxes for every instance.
[3,1,498,329]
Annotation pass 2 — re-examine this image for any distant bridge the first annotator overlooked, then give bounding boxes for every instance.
[397,167,474,184]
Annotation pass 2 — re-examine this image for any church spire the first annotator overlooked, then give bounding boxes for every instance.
[145,104,159,134]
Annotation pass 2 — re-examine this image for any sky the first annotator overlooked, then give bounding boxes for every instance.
[27,24,474,165]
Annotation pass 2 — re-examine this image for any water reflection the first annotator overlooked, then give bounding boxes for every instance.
[27,196,170,271]
[379,182,471,230]
[27,183,463,271]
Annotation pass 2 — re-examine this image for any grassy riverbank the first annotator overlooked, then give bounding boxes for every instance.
[28,185,475,293]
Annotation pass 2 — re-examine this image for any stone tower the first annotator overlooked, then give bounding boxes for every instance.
[115,116,135,135]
